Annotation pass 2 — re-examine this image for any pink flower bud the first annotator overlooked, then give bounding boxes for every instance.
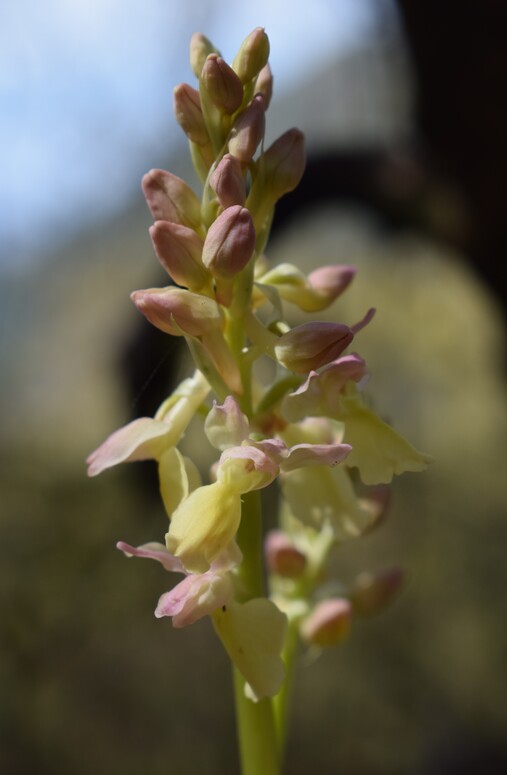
[228,95,265,162]
[265,530,307,578]
[349,568,404,616]
[173,83,209,146]
[142,169,202,232]
[131,288,242,394]
[254,63,273,109]
[263,129,306,200]
[307,264,356,306]
[232,27,270,84]
[201,54,244,114]
[274,322,354,373]
[300,598,352,647]
[189,32,218,78]
[202,205,255,278]
[149,221,209,291]
[131,287,224,337]
[210,154,246,208]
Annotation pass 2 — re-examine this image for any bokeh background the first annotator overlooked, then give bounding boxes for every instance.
[1,1,507,773]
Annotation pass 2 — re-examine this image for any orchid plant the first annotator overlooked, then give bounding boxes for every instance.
[87,28,432,775]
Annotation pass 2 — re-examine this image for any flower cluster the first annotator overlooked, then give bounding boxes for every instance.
[88,28,431,705]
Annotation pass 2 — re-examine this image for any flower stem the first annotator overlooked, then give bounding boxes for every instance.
[234,490,281,775]
[273,619,299,755]
[233,670,280,775]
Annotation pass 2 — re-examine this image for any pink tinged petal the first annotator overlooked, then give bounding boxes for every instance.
[249,437,287,462]
[201,54,244,114]
[149,221,208,291]
[282,442,352,472]
[86,417,174,476]
[281,354,369,423]
[142,169,202,231]
[228,95,266,163]
[199,328,243,394]
[300,598,352,647]
[204,396,250,451]
[202,205,256,279]
[262,128,306,200]
[217,444,280,492]
[212,598,287,701]
[265,530,307,578]
[350,307,376,334]
[232,27,270,84]
[209,154,246,208]
[189,32,218,79]
[173,83,209,146]
[210,541,243,573]
[131,286,224,338]
[116,541,185,574]
[254,63,273,109]
[308,264,356,301]
[274,322,354,373]
[155,570,233,627]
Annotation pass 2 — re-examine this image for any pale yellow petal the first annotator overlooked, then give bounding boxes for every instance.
[212,598,287,701]
[166,482,241,573]
[281,464,372,540]
[158,447,191,517]
[342,399,434,485]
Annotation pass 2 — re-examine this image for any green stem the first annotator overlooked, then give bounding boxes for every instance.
[235,491,264,601]
[234,670,280,775]
[273,619,299,755]
[233,490,281,775]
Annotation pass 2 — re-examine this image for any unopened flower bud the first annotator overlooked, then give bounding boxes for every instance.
[349,568,404,616]
[275,322,354,373]
[210,154,246,208]
[265,530,307,578]
[149,221,209,291]
[142,169,202,232]
[173,83,209,146]
[263,129,306,200]
[300,598,352,647]
[201,54,244,114]
[228,95,265,162]
[131,287,223,338]
[254,63,273,109]
[190,32,218,78]
[307,265,356,306]
[202,205,255,278]
[132,288,241,394]
[232,27,270,84]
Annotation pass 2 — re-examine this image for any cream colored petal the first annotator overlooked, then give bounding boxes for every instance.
[166,481,241,573]
[342,399,434,485]
[212,598,287,701]
[158,447,191,518]
[87,418,173,476]
[281,464,373,541]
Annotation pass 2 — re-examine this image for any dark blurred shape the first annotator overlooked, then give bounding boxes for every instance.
[420,732,507,775]
[396,0,507,320]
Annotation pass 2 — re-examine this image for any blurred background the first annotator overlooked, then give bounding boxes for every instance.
[1,1,506,773]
